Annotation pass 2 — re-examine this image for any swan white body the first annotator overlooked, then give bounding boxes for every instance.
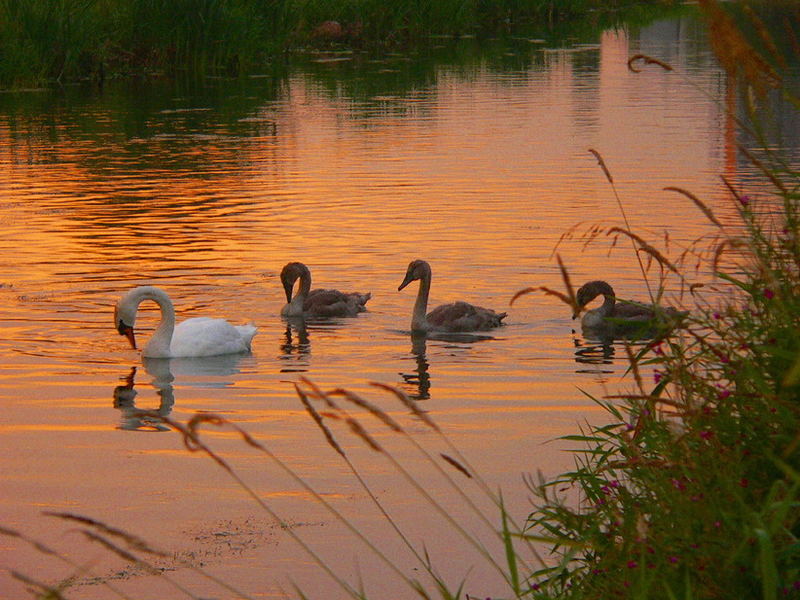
[398,259,507,333]
[114,286,257,358]
[280,262,371,318]
[573,280,687,332]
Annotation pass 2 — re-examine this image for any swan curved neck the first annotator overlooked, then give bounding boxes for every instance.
[284,267,311,316]
[597,292,616,317]
[297,268,311,297]
[132,287,175,357]
[411,269,431,332]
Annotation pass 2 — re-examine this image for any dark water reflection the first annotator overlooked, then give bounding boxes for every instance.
[400,334,432,400]
[113,366,174,432]
[279,318,312,371]
[112,352,253,431]
[573,336,616,373]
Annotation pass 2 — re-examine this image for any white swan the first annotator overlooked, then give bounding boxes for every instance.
[573,280,687,331]
[280,262,371,318]
[114,286,257,358]
[398,259,507,333]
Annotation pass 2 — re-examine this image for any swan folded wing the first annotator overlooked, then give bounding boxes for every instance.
[426,301,507,332]
[169,317,256,357]
[612,302,658,321]
[584,302,688,339]
[614,301,688,322]
[304,289,371,317]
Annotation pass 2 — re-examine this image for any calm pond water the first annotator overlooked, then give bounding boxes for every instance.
[1,10,796,599]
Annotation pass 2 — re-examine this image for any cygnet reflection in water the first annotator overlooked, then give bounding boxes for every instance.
[396,330,500,401]
[572,336,616,375]
[399,333,432,401]
[279,318,311,373]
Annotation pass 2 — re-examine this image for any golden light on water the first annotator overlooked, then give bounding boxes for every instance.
[0,17,792,598]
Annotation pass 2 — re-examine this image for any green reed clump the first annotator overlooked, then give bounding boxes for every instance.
[0,0,285,85]
[522,4,800,598]
[284,0,681,46]
[106,0,280,76]
[0,0,104,85]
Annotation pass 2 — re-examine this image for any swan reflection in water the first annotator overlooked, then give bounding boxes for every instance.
[279,317,311,373]
[398,330,498,401]
[113,366,174,431]
[112,353,248,431]
[572,331,655,381]
[572,335,616,375]
[278,315,365,373]
[399,333,431,400]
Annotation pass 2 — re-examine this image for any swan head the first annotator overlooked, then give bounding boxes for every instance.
[573,281,615,319]
[398,259,430,291]
[114,297,138,349]
[280,262,310,302]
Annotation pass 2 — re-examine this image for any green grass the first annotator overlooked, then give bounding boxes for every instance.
[0,0,679,87]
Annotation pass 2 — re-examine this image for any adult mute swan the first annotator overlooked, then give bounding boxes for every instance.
[114,286,258,358]
[280,262,371,318]
[573,280,687,332]
[398,259,507,333]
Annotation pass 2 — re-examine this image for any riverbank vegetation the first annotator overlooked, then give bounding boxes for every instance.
[0,0,678,88]
[520,3,800,597]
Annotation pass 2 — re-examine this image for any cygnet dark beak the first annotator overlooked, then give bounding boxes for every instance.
[398,274,414,291]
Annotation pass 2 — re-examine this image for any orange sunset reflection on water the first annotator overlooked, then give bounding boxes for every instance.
[0,17,793,599]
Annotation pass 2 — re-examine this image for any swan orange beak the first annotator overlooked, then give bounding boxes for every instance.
[117,320,137,349]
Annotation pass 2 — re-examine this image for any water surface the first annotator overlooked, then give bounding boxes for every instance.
[0,13,794,599]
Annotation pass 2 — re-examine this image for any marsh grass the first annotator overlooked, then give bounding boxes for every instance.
[0,0,283,85]
[514,3,800,597]
[0,0,679,87]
